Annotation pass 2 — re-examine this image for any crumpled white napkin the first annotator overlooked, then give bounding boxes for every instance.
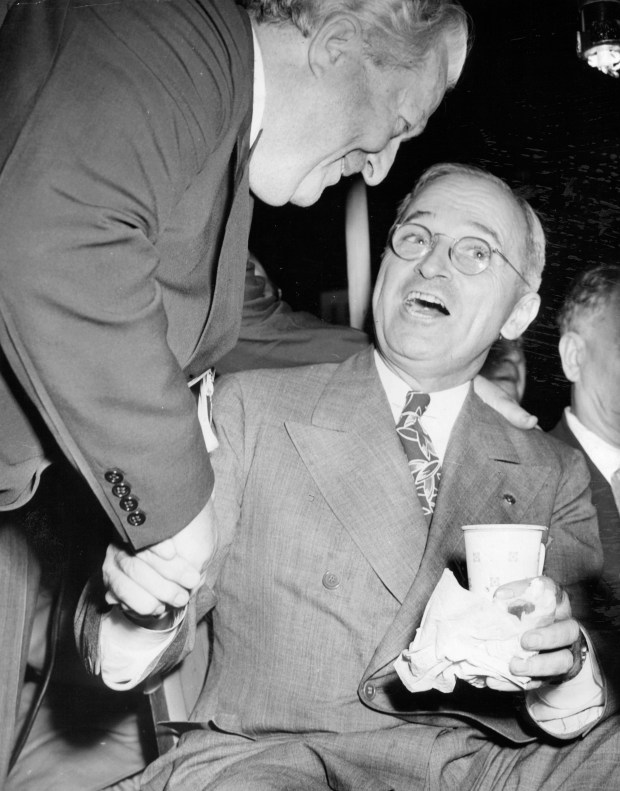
[394,569,556,693]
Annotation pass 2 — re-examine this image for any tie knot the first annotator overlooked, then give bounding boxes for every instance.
[403,390,430,419]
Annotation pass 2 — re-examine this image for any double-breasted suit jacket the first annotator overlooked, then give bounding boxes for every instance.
[79,347,605,789]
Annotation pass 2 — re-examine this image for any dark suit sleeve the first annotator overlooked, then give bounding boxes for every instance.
[543,444,603,590]
[0,0,249,547]
[536,441,620,731]
[215,254,371,374]
[75,374,248,681]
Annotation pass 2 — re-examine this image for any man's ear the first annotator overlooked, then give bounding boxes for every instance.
[308,14,363,76]
[558,331,584,383]
[500,292,540,341]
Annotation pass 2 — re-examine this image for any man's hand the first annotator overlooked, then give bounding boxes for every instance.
[473,375,538,430]
[486,577,584,692]
[103,497,218,616]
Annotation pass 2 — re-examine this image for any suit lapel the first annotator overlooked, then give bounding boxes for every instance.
[185,93,254,377]
[365,390,554,678]
[285,348,429,605]
[552,415,620,579]
[553,414,619,521]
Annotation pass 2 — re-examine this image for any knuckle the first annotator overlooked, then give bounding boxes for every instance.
[118,552,137,574]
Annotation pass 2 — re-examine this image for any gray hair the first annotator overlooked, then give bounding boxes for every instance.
[391,162,546,290]
[557,263,620,335]
[239,0,469,84]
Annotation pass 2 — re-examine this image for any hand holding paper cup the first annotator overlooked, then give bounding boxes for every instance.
[461,524,547,598]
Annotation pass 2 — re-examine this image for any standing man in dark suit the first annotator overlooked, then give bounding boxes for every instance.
[0,0,470,783]
[81,164,618,790]
[551,263,620,695]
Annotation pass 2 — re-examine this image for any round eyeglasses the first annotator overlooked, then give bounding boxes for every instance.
[389,222,530,287]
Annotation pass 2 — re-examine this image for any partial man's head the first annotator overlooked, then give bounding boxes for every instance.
[557,264,620,447]
[244,0,469,206]
[480,336,528,404]
[373,163,544,392]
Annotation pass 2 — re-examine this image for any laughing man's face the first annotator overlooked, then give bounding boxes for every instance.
[372,173,538,392]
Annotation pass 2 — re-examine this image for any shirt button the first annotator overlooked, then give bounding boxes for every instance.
[364,682,376,700]
[126,510,146,527]
[120,495,139,512]
[104,469,124,485]
[112,483,131,498]
[322,571,340,590]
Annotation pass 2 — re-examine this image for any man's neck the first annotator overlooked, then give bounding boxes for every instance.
[572,388,620,449]
[377,352,475,394]
[565,404,620,485]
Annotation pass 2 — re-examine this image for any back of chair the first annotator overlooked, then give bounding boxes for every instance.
[345,177,371,331]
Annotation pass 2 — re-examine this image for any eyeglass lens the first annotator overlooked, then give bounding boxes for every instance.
[392,223,491,275]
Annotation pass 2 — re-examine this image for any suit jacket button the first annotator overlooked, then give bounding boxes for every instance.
[322,571,340,590]
[104,469,124,485]
[112,483,131,498]
[364,682,376,700]
[120,495,139,512]
[127,510,146,526]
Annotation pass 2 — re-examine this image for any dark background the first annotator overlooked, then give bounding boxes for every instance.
[249,0,620,430]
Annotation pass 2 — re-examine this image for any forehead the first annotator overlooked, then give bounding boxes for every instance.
[406,51,450,118]
[403,174,525,247]
[371,50,449,130]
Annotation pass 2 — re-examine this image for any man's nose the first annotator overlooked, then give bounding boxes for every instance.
[361,138,400,186]
[416,238,452,279]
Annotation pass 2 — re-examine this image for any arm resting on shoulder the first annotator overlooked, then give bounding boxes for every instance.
[216,254,370,374]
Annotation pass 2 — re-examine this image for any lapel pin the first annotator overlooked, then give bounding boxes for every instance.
[503,493,516,505]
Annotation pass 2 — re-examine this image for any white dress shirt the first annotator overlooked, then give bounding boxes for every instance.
[564,407,620,485]
[374,350,469,462]
[249,25,265,149]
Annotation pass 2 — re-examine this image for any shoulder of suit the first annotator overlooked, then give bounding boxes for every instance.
[474,394,587,466]
[214,362,339,410]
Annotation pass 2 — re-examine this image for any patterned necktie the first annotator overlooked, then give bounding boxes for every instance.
[396,391,442,521]
[612,468,620,514]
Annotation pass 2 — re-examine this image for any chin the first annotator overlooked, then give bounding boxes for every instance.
[249,187,289,207]
[289,185,326,207]
[249,171,293,207]
[289,171,337,207]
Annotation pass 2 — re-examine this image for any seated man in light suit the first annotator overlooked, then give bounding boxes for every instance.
[78,164,619,790]
[551,263,620,697]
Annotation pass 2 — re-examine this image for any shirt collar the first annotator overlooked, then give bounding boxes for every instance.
[373,350,470,461]
[250,25,265,148]
[374,350,469,419]
[564,407,620,484]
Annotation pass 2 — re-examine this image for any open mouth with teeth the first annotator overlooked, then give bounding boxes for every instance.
[404,290,450,316]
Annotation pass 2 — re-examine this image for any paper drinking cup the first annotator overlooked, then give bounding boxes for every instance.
[461,524,547,598]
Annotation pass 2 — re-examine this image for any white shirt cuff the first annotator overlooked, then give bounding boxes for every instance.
[526,632,605,736]
[100,605,185,690]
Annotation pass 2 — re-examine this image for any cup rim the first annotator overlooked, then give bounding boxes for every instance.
[461,524,547,532]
